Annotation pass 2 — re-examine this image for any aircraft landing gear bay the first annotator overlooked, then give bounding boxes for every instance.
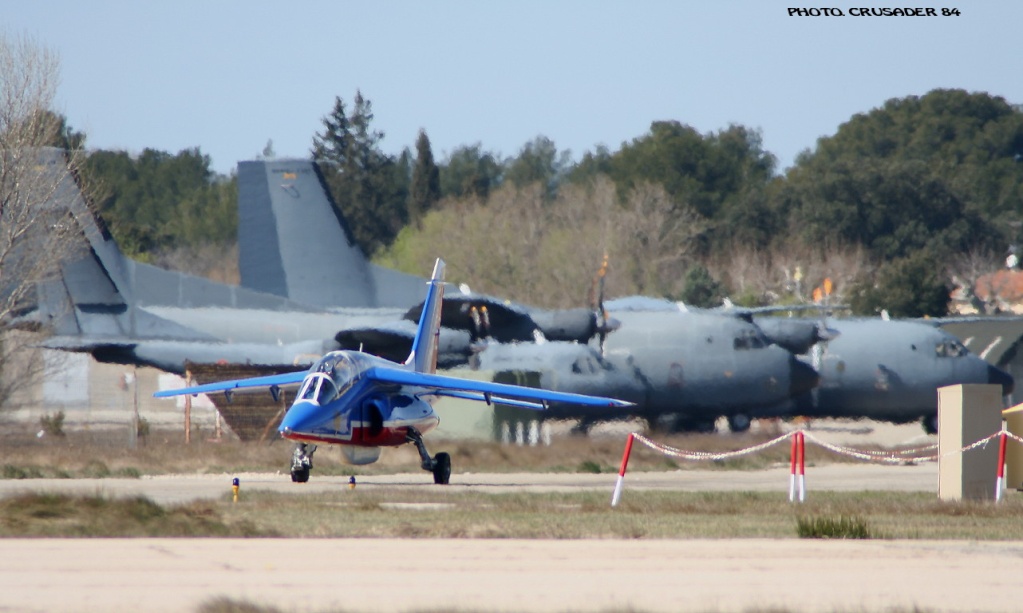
[407,427,451,484]
[291,443,317,483]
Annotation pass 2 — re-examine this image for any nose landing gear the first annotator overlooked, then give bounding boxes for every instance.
[406,427,452,484]
[290,443,316,482]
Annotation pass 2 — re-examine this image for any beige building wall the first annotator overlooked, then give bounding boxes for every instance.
[1004,409,1023,490]
[938,384,1003,501]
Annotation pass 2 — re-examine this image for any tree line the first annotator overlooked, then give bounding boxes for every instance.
[70,88,1023,317]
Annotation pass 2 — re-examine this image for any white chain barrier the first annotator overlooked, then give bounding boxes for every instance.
[610,428,1019,507]
[631,431,794,461]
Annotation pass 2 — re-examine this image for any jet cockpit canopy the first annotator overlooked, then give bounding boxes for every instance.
[299,351,371,404]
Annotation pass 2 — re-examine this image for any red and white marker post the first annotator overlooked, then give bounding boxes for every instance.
[611,433,636,507]
[995,430,1008,503]
[797,430,806,502]
[788,432,798,502]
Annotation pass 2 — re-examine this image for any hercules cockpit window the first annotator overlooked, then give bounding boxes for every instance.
[935,339,967,358]
[571,357,600,375]
[733,329,766,350]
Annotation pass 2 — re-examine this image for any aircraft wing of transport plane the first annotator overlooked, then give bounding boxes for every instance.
[154,259,633,484]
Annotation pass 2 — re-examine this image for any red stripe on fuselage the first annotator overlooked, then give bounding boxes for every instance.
[281,418,439,447]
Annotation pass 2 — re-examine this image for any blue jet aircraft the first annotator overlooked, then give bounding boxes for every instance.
[154,259,632,483]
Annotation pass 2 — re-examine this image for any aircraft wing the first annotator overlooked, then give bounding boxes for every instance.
[39,336,136,351]
[335,321,418,363]
[363,367,633,410]
[336,322,474,369]
[404,293,539,343]
[153,370,308,398]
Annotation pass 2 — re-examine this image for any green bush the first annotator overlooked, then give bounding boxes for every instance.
[796,514,871,539]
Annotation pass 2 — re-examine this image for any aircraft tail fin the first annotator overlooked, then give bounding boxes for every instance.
[404,259,445,373]
[237,159,425,308]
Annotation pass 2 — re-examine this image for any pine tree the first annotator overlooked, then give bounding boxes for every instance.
[409,129,441,227]
[311,91,405,255]
[311,96,351,163]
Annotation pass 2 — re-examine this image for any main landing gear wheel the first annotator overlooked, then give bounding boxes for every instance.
[290,443,316,483]
[432,452,451,485]
[407,427,452,485]
[727,414,752,433]
[922,414,938,435]
[669,415,717,434]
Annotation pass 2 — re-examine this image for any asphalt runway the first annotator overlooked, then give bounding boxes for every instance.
[3,537,1022,612]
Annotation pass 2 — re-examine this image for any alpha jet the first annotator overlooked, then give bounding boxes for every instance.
[155,260,632,483]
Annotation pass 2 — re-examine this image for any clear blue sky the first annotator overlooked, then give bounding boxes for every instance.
[7,1,1022,176]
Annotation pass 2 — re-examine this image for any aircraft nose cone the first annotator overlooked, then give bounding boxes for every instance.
[279,400,320,436]
[988,364,1014,396]
[789,356,820,397]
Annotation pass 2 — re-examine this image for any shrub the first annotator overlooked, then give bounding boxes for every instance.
[39,412,66,437]
[796,514,871,539]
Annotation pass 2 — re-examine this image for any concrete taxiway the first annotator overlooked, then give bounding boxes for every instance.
[2,538,1021,612]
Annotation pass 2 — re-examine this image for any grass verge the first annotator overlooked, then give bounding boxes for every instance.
[0,493,272,537]
[4,489,1022,540]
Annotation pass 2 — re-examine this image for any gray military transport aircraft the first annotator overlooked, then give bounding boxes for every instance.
[603,297,1015,434]
[790,316,1014,434]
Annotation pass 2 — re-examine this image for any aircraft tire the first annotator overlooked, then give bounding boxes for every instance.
[291,467,310,483]
[727,414,752,433]
[694,420,716,434]
[922,414,938,435]
[667,415,716,434]
[432,452,451,485]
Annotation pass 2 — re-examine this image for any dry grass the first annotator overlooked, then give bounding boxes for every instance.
[208,489,1023,540]
[0,492,270,537]
[4,467,1021,540]
[198,598,934,613]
